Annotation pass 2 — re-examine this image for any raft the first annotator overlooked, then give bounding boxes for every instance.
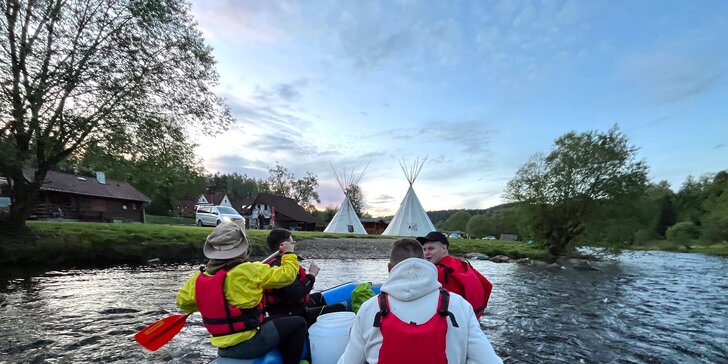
[210,282,380,364]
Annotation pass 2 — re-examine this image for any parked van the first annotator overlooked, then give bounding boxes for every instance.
[195,205,244,227]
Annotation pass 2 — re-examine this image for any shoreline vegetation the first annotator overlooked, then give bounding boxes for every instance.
[1,221,726,270]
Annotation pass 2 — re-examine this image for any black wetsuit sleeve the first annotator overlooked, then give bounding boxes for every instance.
[277,273,315,302]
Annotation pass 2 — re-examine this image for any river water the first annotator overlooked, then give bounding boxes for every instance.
[1,251,726,363]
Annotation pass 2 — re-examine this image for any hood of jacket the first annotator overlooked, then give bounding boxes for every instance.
[380,257,441,302]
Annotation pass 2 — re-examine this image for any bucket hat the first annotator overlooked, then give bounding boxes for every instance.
[203,221,249,259]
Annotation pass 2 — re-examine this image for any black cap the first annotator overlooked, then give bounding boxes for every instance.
[416,231,449,247]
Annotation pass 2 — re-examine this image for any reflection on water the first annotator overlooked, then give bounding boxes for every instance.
[1,252,726,363]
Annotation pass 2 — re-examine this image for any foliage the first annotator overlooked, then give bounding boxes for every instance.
[699,171,728,242]
[312,205,339,225]
[266,164,320,212]
[666,222,700,243]
[344,184,365,216]
[207,172,265,204]
[504,126,648,257]
[442,211,471,232]
[674,174,713,224]
[0,0,231,231]
[465,209,519,239]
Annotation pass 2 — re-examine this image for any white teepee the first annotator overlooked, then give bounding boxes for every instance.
[382,157,436,236]
[324,164,369,234]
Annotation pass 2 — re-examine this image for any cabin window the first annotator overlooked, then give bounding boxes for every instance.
[122,205,128,210]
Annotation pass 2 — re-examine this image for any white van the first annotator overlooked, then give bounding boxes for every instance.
[195,205,244,227]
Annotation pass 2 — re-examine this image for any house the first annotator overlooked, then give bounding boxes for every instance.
[499,233,518,241]
[360,217,390,235]
[21,169,151,222]
[241,193,321,231]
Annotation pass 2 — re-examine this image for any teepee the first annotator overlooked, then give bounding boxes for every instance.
[382,157,436,236]
[324,164,369,234]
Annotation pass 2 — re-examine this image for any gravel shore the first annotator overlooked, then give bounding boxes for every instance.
[291,238,398,259]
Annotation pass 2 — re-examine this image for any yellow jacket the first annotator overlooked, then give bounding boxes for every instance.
[176,253,299,347]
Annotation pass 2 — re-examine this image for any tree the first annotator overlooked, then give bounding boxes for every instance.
[266,164,320,212]
[675,174,713,224]
[465,214,491,238]
[442,211,471,232]
[0,0,232,232]
[504,126,648,257]
[700,170,728,242]
[344,184,364,216]
[312,205,338,225]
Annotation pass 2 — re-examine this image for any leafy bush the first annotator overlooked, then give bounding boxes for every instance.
[666,222,699,243]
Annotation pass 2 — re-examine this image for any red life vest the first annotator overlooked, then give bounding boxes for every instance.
[263,256,310,306]
[195,266,265,337]
[436,256,492,317]
[373,289,458,364]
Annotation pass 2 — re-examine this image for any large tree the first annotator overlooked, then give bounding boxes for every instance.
[0,0,232,231]
[504,126,648,257]
[266,164,320,212]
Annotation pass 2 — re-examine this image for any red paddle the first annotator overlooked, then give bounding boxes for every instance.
[134,250,282,351]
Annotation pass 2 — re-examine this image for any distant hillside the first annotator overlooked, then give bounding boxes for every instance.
[426,202,520,226]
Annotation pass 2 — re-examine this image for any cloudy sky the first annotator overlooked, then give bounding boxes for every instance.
[189,0,727,217]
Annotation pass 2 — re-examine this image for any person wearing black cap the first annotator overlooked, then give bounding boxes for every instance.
[417,231,493,318]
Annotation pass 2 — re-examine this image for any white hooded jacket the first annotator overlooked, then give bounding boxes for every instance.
[337,258,502,364]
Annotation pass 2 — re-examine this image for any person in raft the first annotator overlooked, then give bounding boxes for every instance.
[337,238,502,364]
[418,231,493,318]
[264,228,347,326]
[176,221,307,364]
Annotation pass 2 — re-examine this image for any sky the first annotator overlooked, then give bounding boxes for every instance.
[188,0,728,217]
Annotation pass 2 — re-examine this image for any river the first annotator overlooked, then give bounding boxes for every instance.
[1,251,726,363]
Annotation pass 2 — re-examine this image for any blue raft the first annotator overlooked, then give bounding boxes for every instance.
[210,282,380,364]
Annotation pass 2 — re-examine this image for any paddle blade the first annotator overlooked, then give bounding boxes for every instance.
[135,313,189,351]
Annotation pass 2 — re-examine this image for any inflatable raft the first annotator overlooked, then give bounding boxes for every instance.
[210,282,380,364]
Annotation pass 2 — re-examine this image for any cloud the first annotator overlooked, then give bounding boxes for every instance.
[621,50,723,105]
[368,194,396,204]
[619,22,726,105]
[253,79,309,104]
[205,154,269,178]
[714,143,726,150]
[191,1,298,44]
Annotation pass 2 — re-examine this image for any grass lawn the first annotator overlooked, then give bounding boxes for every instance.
[631,240,728,256]
[1,221,552,267]
[145,215,195,226]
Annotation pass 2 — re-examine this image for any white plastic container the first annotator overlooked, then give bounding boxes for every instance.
[308,311,356,364]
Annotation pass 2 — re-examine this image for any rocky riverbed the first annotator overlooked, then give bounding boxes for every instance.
[275,237,397,259]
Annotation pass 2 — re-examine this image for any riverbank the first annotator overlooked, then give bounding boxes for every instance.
[0,221,550,268]
[630,240,728,256]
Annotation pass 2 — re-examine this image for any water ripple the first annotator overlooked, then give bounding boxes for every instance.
[0,253,726,363]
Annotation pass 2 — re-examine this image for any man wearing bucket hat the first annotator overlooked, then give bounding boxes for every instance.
[176,221,307,364]
[417,231,493,318]
[338,239,502,364]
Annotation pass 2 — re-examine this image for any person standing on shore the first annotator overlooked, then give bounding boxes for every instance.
[417,231,493,318]
[337,238,502,363]
[176,222,307,364]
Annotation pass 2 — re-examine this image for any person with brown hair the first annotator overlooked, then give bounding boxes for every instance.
[176,222,306,364]
[338,238,501,363]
